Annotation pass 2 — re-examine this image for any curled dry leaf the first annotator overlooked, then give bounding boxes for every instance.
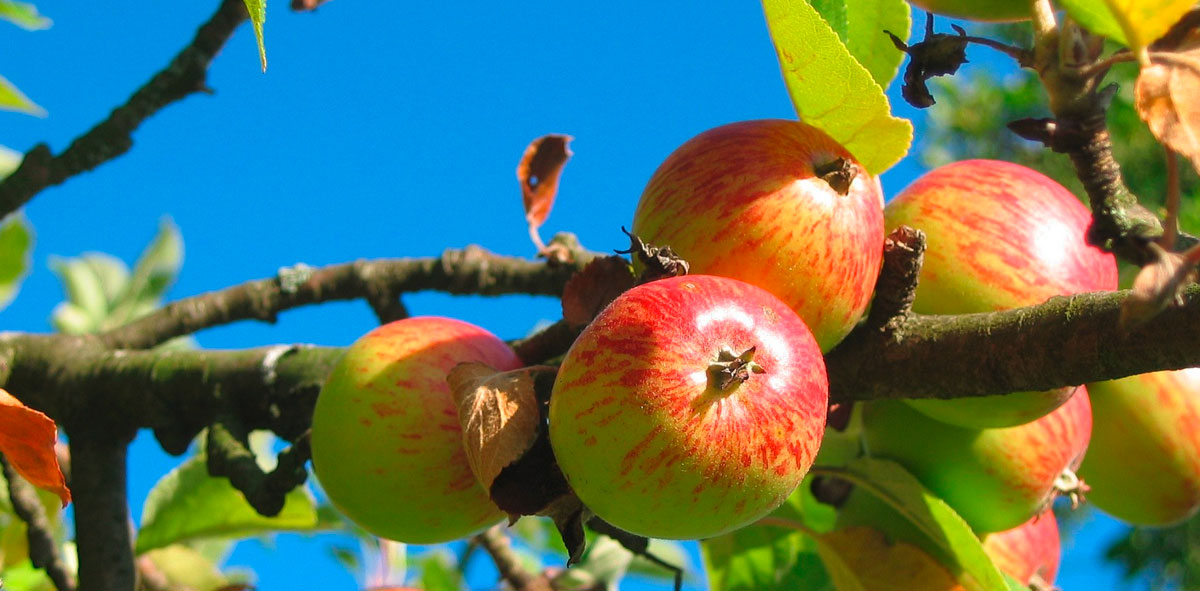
[1138,34,1200,174]
[1120,242,1200,328]
[517,134,574,252]
[818,527,967,591]
[561,255,636,328]
[0,388,70,506]
[448,362,543,492]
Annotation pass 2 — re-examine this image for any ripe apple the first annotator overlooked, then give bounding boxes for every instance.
[630,119,884,352]
[836,490,1060,586]
[861,387,1091,533]
[981,510,1061,587]
[907,0,1031,22]
[548,274,829,539]
[1079,368,1200,525]
[885,159,1117,428]
[310,316,521,543]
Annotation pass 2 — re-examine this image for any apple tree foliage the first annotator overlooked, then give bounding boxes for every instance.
[2,0,1200,590]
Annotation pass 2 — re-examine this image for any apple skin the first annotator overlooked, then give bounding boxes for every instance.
[885,159,1117,428]
[311,316,521,543]
[548,275,829,539]
[631,119,884,353]
[908,0,1031,22]
[981,510,1061,587]
[862,387,1092,533]
[1079,368,1200,525]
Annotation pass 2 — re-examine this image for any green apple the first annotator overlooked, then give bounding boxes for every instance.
[311,316,521,543]
[884,159,1117,428]
[1079,368,1200,525]
[861,388,1092,533]
[549,275,829,539]
[631,119,884,352]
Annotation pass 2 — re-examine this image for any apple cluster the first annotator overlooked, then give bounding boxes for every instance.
[304,118,1200,588]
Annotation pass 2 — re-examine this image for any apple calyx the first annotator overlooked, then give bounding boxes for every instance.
[1053,469,1089,509]
[617,226,690,282]
[706,346,765,392]
[813,157,856,196]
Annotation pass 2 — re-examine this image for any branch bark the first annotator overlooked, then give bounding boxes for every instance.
[0,0,249,220]
[1,455,76,591]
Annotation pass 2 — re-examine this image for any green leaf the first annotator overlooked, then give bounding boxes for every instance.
[243,0,268,71]
[49,257,107,325]
[810,0,848,41]
[626,539,692,581]
[1,558,55,591]
[110,217,183,325]
[1003,572,1028,590]
[843,0,910,88]
[701,476,835,591]
[0,214,32,311]
[1059,0,1128,45]
[761,0,913,174]
[0,1,49,30]
[419,550,462,591]
[1102,0,1193,57]
[0,74,44,117]
[135,453,319,555]
[813,457,1009,591]
[141,544,247,591]
[0,145,21,179]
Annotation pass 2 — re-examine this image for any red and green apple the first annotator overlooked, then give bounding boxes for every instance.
[548,274,829,539]
[631,119,884,352]
[310,316,521,543]
[884,159,1117,428]
[981,510,1060,587]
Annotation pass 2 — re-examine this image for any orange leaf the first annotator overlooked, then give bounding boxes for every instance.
[561,255,636,328]
[1137,34,1200,173]
[817,527,967,591]
[448,362,542,491]
[516,134,573,251]
[0,389,70,506]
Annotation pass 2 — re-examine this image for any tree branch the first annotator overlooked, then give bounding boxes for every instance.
[99,245,592,350]
[70,432,135,591]
[474,525,552,591]
[0,455,76,591]
[0,0,249,219]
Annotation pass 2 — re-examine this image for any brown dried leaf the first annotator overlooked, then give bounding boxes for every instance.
[517,134,573,250]
[1120,243,1200,328]
[817,527,967,591]
[541,493,590,565]
[0,388,70,506]
[561,256,636,328]
[1138,35,1200,173]
[448,362,542,491]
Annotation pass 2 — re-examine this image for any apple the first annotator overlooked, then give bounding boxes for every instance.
[1079,368,1200,525]
[548,274,829,539]
[836,490,1060,586]
[907,0,1031,22]
[861,387,1091,533]
[630,119,884,352]
[884,159,1117,428]
[310,316,521,543]
[981,510,1061,587]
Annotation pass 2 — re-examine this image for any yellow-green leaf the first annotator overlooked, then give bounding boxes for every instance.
[1103,0,1193,58]
[243,0,267,72]
[1058,0,1127,45]
[0,74,44,117]
[0,215,32,312]
[845,0,911,88]
[0,0,49,30]
[762,0,913,174]
[0,145,20,179]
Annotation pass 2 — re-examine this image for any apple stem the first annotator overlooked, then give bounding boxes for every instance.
[707,346,765,392]
[814,157,856,196]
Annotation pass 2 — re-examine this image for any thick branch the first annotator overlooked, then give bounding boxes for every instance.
[70,433,134,591]
[1,456,75,591]
[0,0,248,219]
[99,245,591,350]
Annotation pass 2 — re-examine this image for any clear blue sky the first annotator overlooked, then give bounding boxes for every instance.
[0,2,1150,590]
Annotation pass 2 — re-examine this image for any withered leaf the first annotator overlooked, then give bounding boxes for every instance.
[1121,243,1200,328]
[517,134,573,251]
[0,388,70,506]
[1138,34,1200,174]
[541,493,590,565]
[489,423,571,519]
[561,255,635,328]
[448,362,542,491]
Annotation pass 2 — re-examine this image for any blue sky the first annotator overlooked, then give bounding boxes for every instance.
[0,2,1153,590]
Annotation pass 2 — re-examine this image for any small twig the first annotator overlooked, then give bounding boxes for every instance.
[511,319,581,365]
[1077,51,1136,80]
[474,525,552,591]
[0,0,249,219]
[860,226,926,333]
[1031,0,1058,38]
[0,455,76,591]
[961,35,1031,64]
[206,411,311,517]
